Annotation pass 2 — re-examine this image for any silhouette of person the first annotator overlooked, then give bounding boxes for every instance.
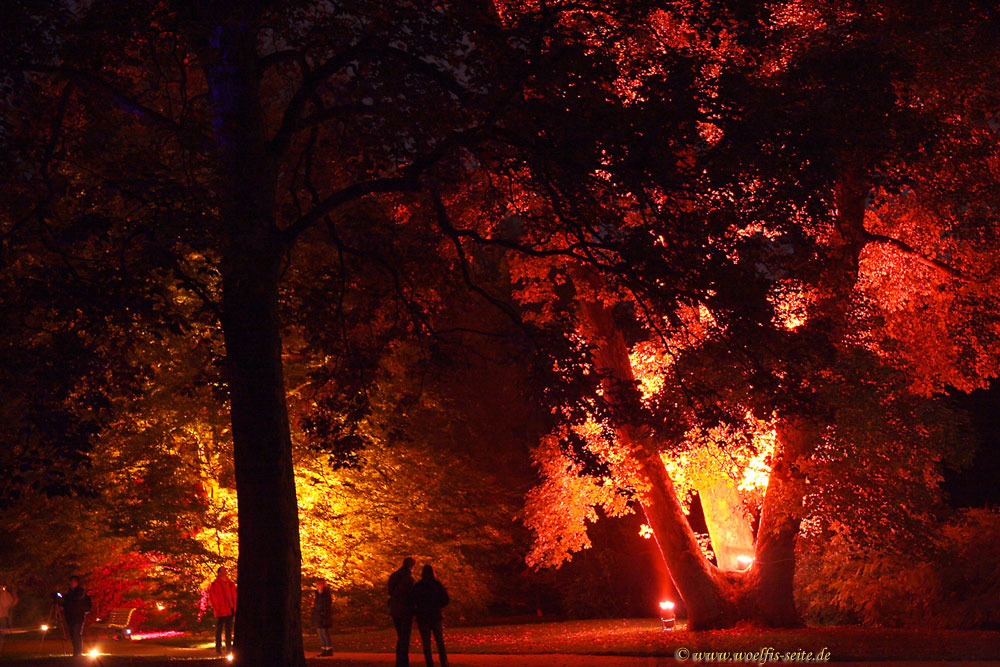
[312,578,334,657]
[410,565,450,667]
[208,566,237,655]
[0,584,17,631]
[387,556,416,667]
[59,576,91,657]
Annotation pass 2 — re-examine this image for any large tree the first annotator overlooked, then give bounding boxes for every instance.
[513,0,1000,629]
[3,0,685,659]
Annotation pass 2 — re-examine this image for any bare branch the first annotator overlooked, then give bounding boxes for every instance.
[268,37,374,157]
[257,49,307,77]
[282,125,487,241]
[431,189,526,330]
[281,175,420,243]
[24,64,204,148]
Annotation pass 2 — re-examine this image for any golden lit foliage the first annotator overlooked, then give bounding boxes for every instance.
[662,418,775,515]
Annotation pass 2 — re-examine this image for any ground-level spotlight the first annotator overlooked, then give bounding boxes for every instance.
[156,603,165,611]
[89,647,100,658]
[736,555,754,570]
[659,600,676,630]
[227,653,234,661]
[40,624,48,632]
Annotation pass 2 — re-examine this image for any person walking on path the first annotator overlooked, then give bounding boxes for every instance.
[208,566,237,656]
[387,556,416,667]
[59,576,91,657]
[410,565,450,667]
[0,584,17,631]
[312,578,334,657]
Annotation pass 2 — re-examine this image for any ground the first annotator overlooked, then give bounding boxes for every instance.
[1,618,999,665]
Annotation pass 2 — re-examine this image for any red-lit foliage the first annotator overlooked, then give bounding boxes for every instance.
[3,0,1000,654]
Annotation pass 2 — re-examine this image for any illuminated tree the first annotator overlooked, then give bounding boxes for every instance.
[513,0,997,629]
[4,0,999,646]
[0,1,612,660]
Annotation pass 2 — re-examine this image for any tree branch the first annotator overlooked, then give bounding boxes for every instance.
[862,230,985,282]
[24,64,203,147]
[268,37,374,157]
[431,189,527,331]
[282,125,487,241]
[281,175,420,243]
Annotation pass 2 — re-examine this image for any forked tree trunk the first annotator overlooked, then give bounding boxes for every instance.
[573,269,807,629]
[628,438,738,629]
[179,5,307,664]
[572,273,736,628]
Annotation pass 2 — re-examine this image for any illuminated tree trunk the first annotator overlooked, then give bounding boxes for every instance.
[697,483,755,571]
[179,5,306,665]
[736,420,812,626]
[628,438,738,629]
[573,274,737,629]
[573,270,806,629]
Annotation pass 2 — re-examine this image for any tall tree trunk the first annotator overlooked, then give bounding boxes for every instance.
[221,250,304,665]
[178,4,306,664]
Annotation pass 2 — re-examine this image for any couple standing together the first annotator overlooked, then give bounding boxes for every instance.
[388,557,450,667]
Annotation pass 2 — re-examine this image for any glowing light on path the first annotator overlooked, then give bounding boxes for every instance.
[89,648,100,658]
[129,630,188,641]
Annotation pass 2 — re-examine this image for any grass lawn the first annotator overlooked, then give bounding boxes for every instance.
[306,618,1000,661]
[3,618,998,663]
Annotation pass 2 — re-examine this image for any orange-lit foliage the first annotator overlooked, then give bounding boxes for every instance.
[523,424,639,568]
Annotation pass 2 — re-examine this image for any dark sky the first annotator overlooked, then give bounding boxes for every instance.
[945,379,1000,508]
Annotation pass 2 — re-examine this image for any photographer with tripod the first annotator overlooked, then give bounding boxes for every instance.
[59,576,92,657]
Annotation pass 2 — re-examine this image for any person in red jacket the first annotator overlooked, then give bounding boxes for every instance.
[208,567,237,655]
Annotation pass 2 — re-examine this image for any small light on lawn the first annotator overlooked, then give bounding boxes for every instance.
[40,624,49,631]
[227,653,234,662]
[156,603,165,611]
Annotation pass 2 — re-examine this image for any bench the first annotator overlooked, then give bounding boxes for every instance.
[89,608,136,640]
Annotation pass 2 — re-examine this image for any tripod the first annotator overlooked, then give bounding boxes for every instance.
[38,600,68,656]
